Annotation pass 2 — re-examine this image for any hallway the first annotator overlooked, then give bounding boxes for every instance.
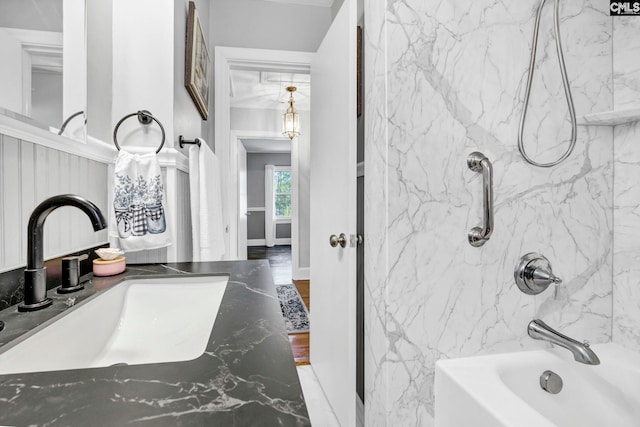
[248,246,310,365]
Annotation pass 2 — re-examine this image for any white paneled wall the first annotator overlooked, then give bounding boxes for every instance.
[0,132,193,271]
[0,134,109,273]
[174,169,193,262]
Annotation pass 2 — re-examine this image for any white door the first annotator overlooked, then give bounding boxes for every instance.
[310,0,357,425]
[237,142,248,260]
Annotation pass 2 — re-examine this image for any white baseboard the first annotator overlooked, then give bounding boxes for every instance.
[247,238,292,247]
[293,267,310,280]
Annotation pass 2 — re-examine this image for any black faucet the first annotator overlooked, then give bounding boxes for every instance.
[19,195,107,312]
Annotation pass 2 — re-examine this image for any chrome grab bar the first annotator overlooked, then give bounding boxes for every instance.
[467,152,493,247]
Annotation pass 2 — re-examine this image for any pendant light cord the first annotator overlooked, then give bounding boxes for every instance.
[518,0,577,168]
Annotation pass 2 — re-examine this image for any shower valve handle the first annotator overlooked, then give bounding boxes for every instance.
[515,253,561,295]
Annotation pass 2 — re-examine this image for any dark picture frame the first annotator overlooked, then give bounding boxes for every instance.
[185,1,210,120]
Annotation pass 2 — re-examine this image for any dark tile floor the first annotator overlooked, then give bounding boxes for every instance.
[248,245,292,285]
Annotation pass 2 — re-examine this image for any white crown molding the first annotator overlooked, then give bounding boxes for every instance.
[260,0,333,7]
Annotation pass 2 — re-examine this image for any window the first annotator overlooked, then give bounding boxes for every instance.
[274,169,292,218]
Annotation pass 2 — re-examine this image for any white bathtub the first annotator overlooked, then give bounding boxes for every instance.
[435,343,640,427]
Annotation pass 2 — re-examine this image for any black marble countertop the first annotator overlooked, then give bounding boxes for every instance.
[0,261,310,426]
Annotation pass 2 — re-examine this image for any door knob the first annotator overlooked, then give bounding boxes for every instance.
[329,233,347,248]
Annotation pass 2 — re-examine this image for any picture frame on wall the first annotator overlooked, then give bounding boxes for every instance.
[185,1,210,120]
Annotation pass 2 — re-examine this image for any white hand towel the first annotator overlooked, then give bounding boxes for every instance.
[110,150,171,252]
[189,142,225,261]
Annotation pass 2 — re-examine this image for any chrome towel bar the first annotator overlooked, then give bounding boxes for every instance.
[467,152,493,247]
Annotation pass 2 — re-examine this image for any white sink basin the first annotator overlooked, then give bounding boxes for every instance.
[0,275,228,375]
[435,343,640,427]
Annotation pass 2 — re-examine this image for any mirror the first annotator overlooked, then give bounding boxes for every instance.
[0,0,86,141]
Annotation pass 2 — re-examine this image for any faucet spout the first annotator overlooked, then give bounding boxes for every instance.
[20,195,107,312]
[528,319,600,365]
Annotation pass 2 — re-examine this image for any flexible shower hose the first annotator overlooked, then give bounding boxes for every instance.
[518,0,577,168]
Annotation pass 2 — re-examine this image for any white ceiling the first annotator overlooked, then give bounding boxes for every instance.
[230,69,310,110]
[0,0,62,32]
[241,138,291,153]
[255,0,334,7]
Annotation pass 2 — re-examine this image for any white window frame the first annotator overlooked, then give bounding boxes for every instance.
[273,166,292,224]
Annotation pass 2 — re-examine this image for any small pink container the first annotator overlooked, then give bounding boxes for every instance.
[93,256,126,276]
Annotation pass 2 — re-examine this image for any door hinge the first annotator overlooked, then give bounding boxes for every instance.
[350,234,363,247]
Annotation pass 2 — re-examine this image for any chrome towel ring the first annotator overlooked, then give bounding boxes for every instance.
[113,110,165,154]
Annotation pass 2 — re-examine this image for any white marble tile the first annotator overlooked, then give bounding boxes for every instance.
[296,365,340,427]
[579,107,640,126]
[613,121,640,352]
[363,0,392,425]
[614,17,640,109]
[364,1,613,425]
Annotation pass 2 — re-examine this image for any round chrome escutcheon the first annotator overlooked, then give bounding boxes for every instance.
[540,370,563,394]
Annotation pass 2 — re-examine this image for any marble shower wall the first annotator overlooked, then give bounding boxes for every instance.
[613,17,640,352]
[613,17,640,109]
[364,1,613,426]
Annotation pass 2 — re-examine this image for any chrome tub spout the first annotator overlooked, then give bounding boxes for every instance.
[528,319,600,365]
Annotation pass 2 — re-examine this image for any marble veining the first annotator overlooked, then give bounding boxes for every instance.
[612,16,640,353]
[365,1,613,425]
[0,261,309,426]
[613,16,640,109]
[613,120,640,352]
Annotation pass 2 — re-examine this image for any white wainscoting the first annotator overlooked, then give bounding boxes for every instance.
[0,134,109,273]
[1,121,193,272]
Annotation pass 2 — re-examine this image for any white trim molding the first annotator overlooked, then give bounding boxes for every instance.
[0,114,116,164]
[216,46,312,263]
[122,146,190,173]
[0,114,190,173]
[248,238,292,247]
[293,267,310,281]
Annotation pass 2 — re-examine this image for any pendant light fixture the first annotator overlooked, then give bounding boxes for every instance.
[282,86,300,140]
